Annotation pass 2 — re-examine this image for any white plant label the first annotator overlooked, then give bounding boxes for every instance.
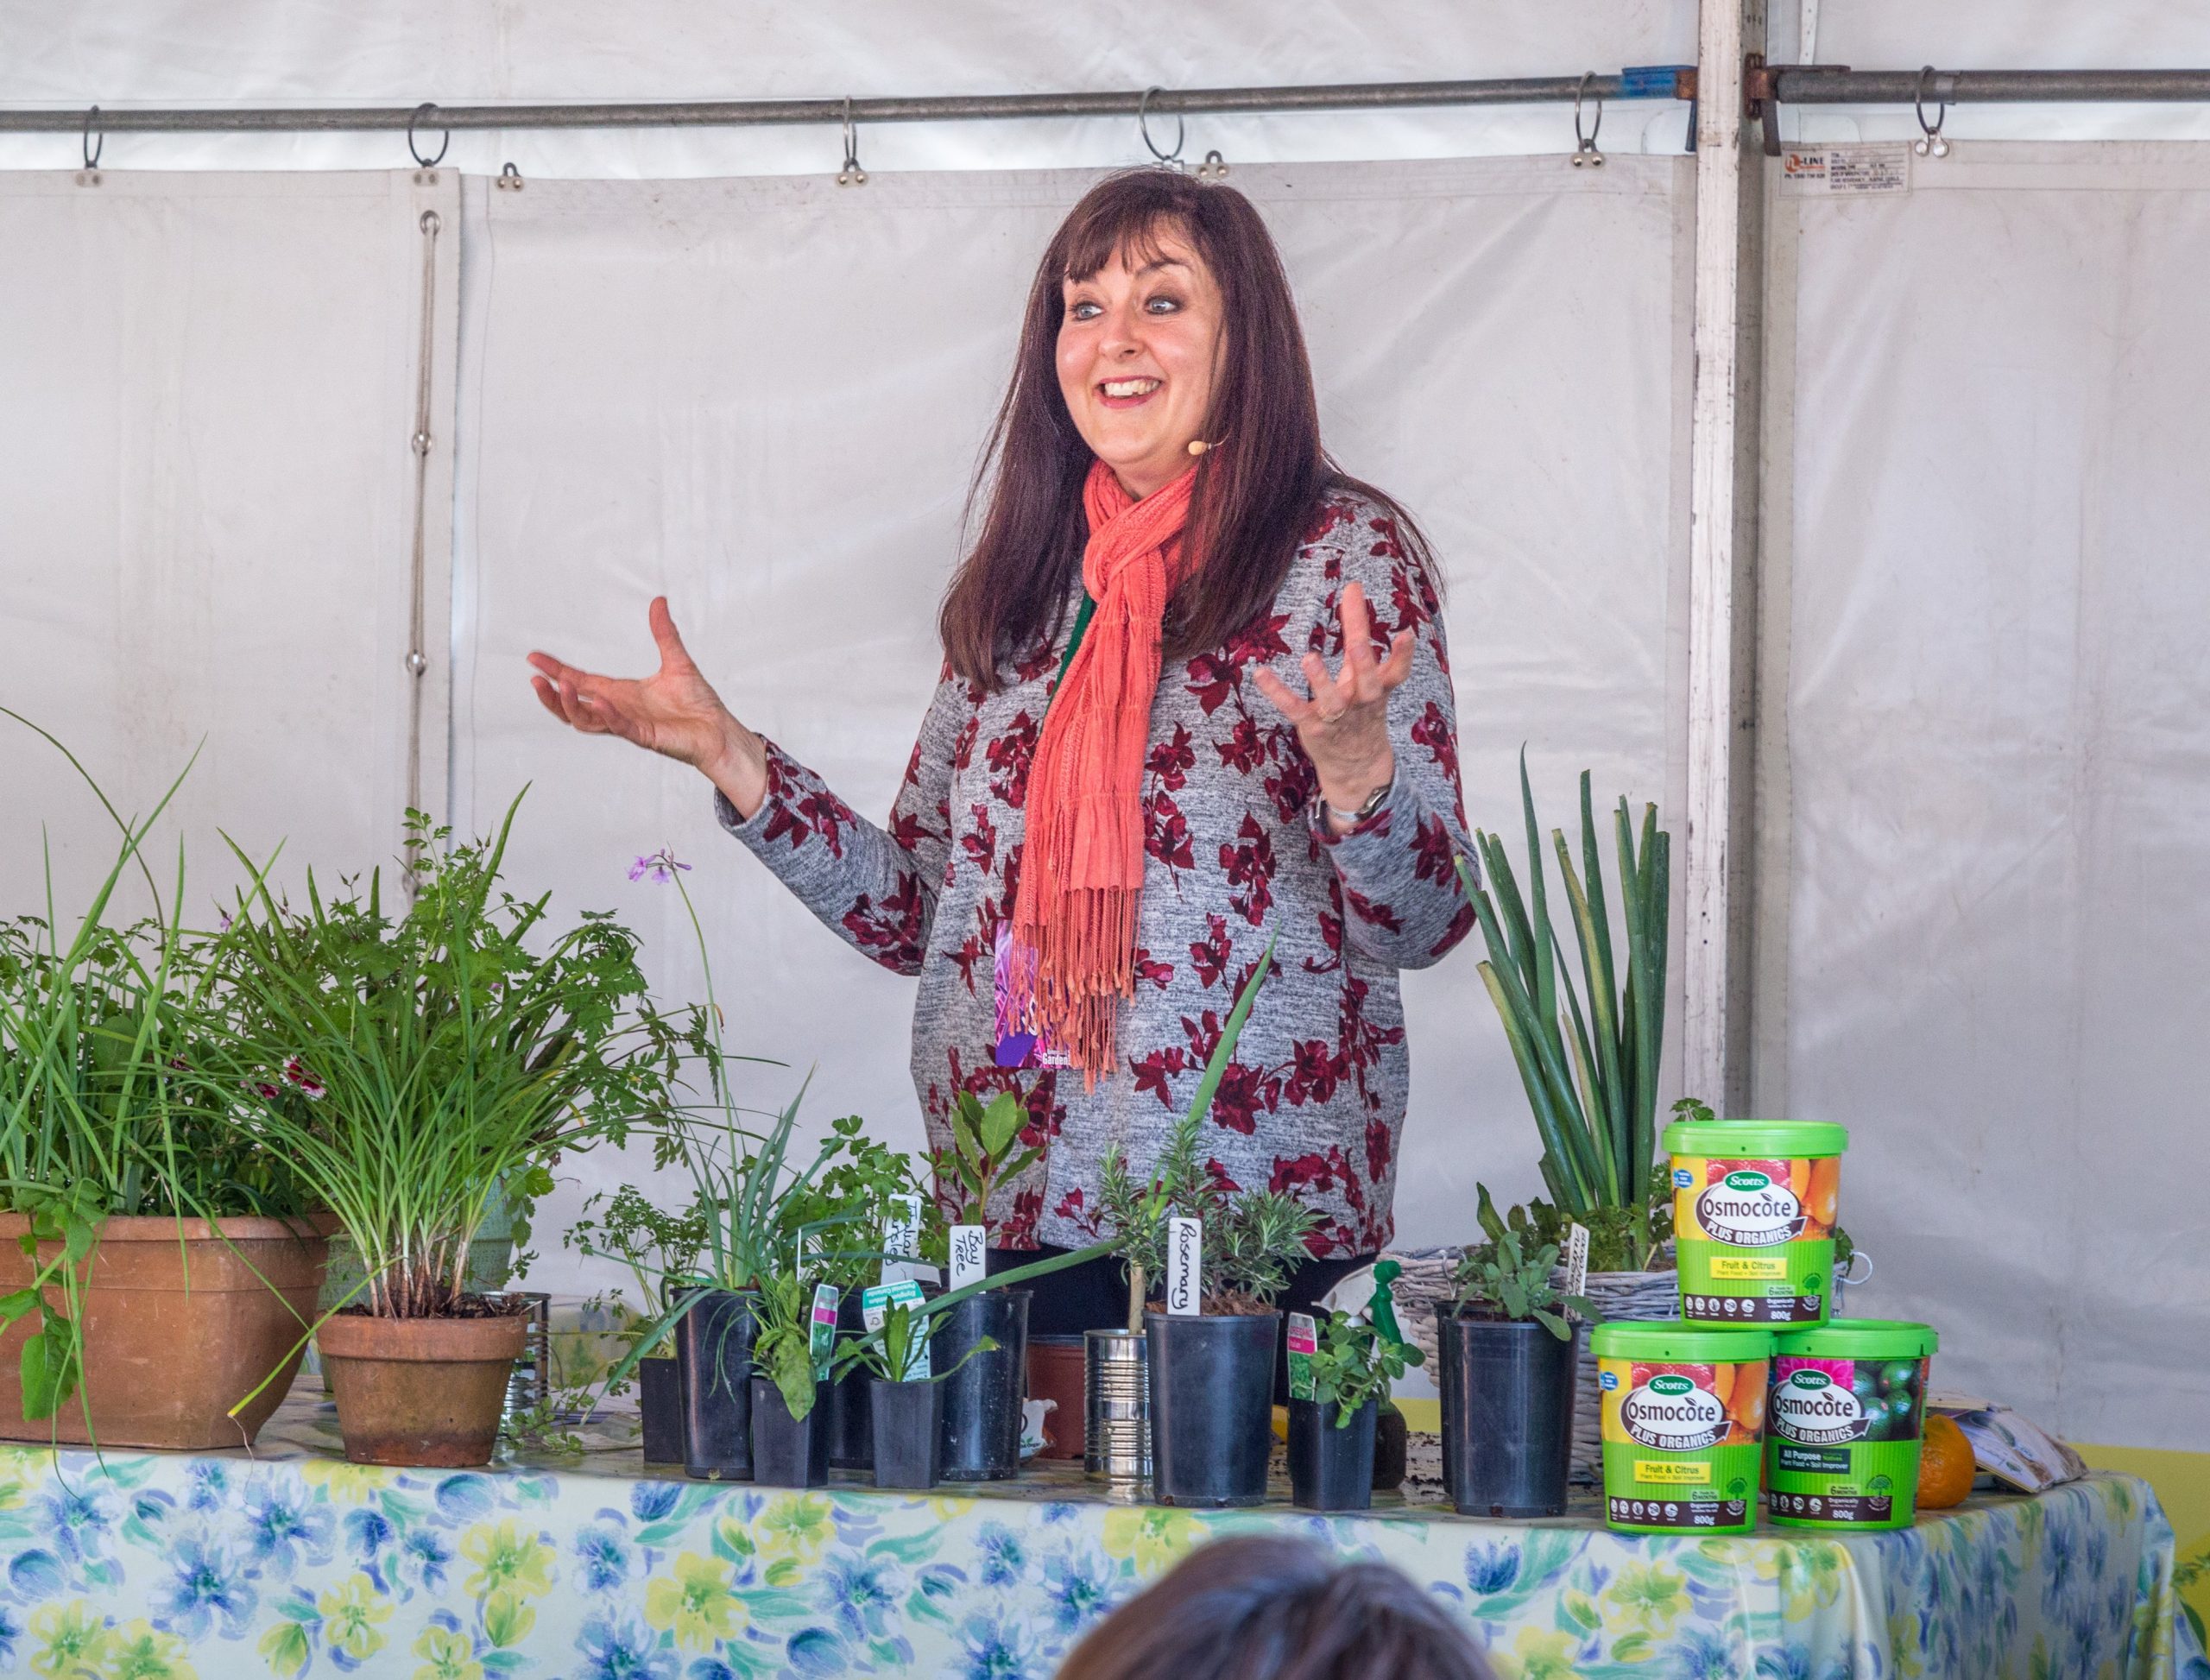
[861,1279,929,1380]
[950,1223,988,1291]
[1564,1222,1591,1300]
[881,1192,923,1284]
[1166,1216,1203,1316]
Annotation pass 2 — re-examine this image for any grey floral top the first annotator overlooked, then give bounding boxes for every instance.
[719,492,1474,1256]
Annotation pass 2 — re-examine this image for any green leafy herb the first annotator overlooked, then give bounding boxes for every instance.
[1452,1228,1600,1341]
[1304,1308,1424,1425]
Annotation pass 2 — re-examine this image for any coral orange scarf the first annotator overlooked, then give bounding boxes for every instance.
[1007,458,1197,1077]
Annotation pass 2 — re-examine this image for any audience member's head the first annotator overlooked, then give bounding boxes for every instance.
[1054,1534,1496,1680]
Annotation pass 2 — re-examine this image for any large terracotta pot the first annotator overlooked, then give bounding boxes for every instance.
[317,1309,527,1467]
[0,1211,332,1449]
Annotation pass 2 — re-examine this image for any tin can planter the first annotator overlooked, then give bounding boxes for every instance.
[1286,1396,1376,1511]
[317,1307,528,1468]
[1083,1327,1149,1484]
[675,1289,758,1481]
[1438,1311,1582,1519]
[0,1212,332,1450]
[869,1379,942,1490]
[748,1377,830,1488]
[931,1289,1028,1481]
[1146,1310,1278,1507]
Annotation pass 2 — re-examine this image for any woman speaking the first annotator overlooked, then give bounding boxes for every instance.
[529,169,1474,1339]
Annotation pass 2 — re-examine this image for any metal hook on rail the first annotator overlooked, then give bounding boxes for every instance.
[1196,148,1229,180]
[1914,66,1951,158]
[82,105,103,172]
[1572,73,1605,167]
[408,103,450,169]
[837,96,868,186]
[1139,86,1185,168]
[496,161,525,191]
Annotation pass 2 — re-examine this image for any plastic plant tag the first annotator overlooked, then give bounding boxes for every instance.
[862,1279,930,1380]
[1564,1222,1591,1299]
[1166,1216,1202,1316]
[1286,1311,1319,1401]
[881,1192,923,1283]
[808,1281,841,1380]
[950,1223,988,1290]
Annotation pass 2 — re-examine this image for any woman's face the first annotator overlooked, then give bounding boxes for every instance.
[1057,225,1223,500]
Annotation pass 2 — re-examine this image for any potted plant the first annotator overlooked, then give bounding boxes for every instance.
[1286,1266,1423,1512]
[1457,758,1676,1477]
[1098,944,1318,1507]
[0,723,330,1449]
[568,1183,707,1464]
[1439,1228,1596,1518]
[214,796,687,1467]
[746,1257,834,1487]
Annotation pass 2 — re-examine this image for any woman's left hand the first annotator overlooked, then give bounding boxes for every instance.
[1252,580,1415,831]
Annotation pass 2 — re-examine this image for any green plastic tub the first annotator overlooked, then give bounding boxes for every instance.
[1664,1117,1848,1327]
[1593,1321,1775,1534]
[1767,1319,1940,1529]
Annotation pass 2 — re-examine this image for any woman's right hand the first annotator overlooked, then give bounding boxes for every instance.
[527,597,769,819]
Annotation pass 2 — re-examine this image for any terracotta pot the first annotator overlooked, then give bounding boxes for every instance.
[0,1211,332,1450]
[317,1309,527,1467]
[1026,1335,1087,1460]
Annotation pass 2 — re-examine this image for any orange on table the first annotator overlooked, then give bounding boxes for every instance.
[1917,1412,1976,1509]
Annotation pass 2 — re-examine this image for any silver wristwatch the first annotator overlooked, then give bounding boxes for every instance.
[1317,780,1391,831]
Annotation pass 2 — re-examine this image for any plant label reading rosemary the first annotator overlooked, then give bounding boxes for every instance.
[881,1192,923,1283]
[1166,1216,1202,1316]
[808,1281,841,1380]
[1285,1311,1319,1401]
[950,1223,988,1290]
[1564,1222,1591,1300]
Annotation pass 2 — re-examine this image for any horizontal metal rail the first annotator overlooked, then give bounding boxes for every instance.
[1771,67,2210,104]
[0,73,1695,136]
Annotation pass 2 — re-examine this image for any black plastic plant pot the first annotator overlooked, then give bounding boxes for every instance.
[869,1378,943,1490]
[931,1289,1029,1481]
[829,1286,874,1471]
[1437,1311,1581,1519]
[639,1357,683,1466]
[1146,1309,1279,1508]
[749,1376,832,1488]
[675,1289,758,1481]
[1287,1396,1377,1511]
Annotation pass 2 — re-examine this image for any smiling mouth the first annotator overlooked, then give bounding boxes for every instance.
[1097,376,1162,407]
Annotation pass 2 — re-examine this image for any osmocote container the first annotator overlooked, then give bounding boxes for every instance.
[1593,1321,1773,1534]
[1664,1118,1848,1327]
[1767,1319,1939,1530]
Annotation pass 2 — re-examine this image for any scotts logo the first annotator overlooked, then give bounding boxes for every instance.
[1695,1164,1806,1247]
[1620,1374,1727,1451]
[1773,1369,1867,1445]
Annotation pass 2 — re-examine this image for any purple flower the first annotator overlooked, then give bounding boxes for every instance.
[629,849,692,885]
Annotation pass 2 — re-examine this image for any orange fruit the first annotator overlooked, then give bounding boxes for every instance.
[1916,1413,1976,1510]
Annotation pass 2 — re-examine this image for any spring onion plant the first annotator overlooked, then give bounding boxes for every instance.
[211,794,692,1321]
[1457,756,1670,1272]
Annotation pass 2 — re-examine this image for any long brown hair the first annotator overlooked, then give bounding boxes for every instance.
[1056,1535,1495,1680]
[940,169,1436,691]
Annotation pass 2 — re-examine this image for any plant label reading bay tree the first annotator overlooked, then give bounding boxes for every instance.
[950,1224,988,1291]
[1166,1216,1202,1315]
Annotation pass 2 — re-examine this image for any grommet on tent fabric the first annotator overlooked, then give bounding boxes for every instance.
[1138,85,1185,169]
[407,102,449,169]
[1571,73,1604,167]
[837,96,867,186]
[1914,66,1951,158]
[1197,148,1229,180]
[496,161,525,191]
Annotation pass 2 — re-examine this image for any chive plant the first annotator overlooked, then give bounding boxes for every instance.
[212,795,692,1321]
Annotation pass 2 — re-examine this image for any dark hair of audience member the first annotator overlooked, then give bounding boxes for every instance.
[1054,1534,1496,1680]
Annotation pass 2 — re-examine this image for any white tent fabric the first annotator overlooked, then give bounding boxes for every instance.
[0,170,458,919]
[450,156,1691,1300]
[1771,142,2210,1451]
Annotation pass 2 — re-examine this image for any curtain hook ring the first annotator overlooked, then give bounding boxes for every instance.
[1914,66,1950,158]
[408,102,449,170]
[1139,86,1184,168]
[82,104,103,172]
[837,96,867,186]
[1572,73,1605,167]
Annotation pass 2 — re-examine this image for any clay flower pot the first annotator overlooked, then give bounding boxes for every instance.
[0,1212,332,1449]
[317,1309,527,1467]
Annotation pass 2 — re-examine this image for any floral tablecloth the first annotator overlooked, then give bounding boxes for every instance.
[0,1387,2201,1680]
